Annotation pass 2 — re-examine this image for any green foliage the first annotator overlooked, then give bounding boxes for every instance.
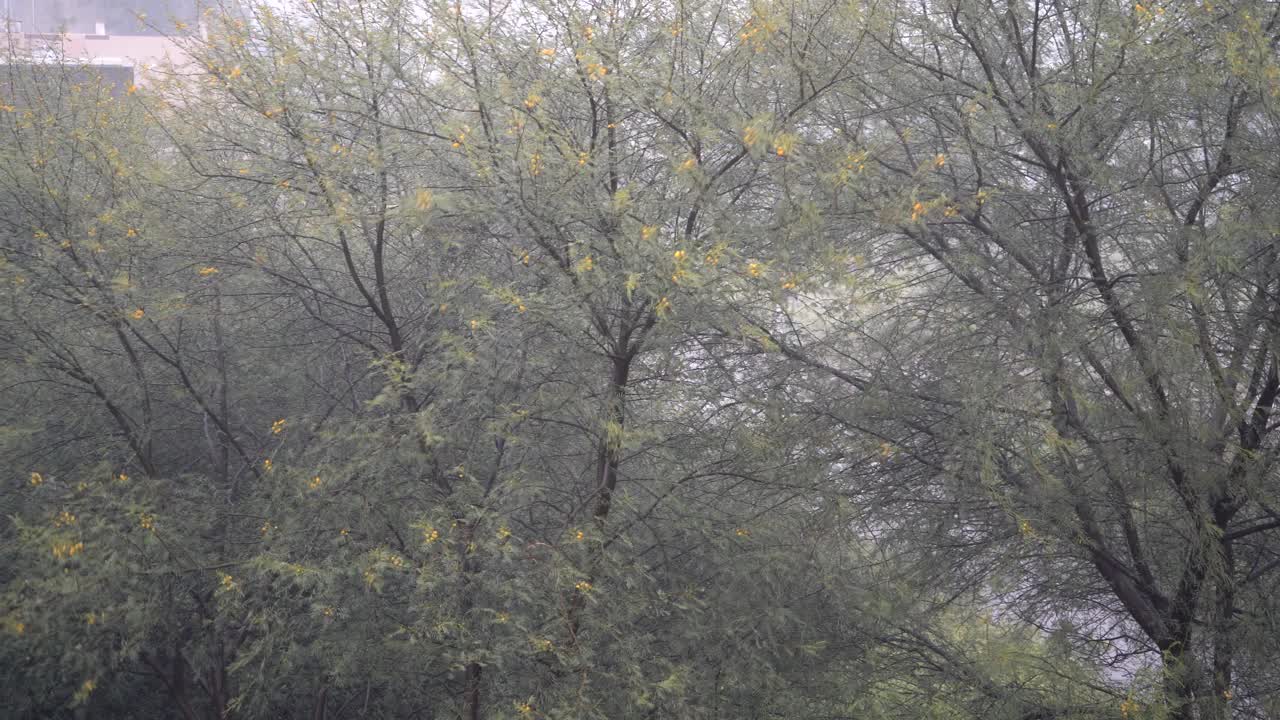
[5,0,1279,719]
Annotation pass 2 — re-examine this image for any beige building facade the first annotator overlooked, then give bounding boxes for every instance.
[2,1,201,85]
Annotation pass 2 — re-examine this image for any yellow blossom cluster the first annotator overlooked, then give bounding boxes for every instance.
[52,541,85,559]
[271,418,287,434]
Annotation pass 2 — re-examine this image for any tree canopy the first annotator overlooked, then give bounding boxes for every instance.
[3,1,1280,718]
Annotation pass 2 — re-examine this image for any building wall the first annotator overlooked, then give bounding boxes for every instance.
[2,1,204,86]
[1,0,200,36]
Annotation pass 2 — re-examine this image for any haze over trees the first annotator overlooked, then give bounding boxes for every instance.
[3,0,1279,718]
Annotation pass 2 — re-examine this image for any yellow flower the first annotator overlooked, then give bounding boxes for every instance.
[415,189,434,211]
[655,296,672,317]
[496,611,510,623]
[340,527,350,537]
[271,418,287,434]
[52,541,85,559]
[516,702,534,715]
[117,472,129,483]
[642,225,658,241]
[228,66,242,79]
[263,458,273,472]
[469,319,480,330]
[53,510,77,528]
[911,202,925,221]
[308,476,322,490]
[524,93,541,109]
[575,580,593,592]
[517,304,527,314]
[85,612,97,625]
[678,157,697,172]
[497,526,512,539]
[198,266,220,276]
[735,528,750,537]
[33,229,49,239]
[747,261,762,277]
[29,472,44,487]
[578,152,589,166]
[529,153,542,176]
[672,249,685,261]
[576,255,594,273]
[260,520,272,536]
[540,48,556,57]
[219,573,236,591]
[126,227,138,238]
[126,83,138,95]
[743,126,759,145]
[933,154,946,168]
[423,527,440,544]
[139,512,155,531]
[782,276,797,290]
[131,308,145,320]
[575,530,585,541]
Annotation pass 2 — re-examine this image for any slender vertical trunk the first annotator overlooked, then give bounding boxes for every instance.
[458,518,483,720]
[591,352,632,527]
[1210,536,1235,720]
